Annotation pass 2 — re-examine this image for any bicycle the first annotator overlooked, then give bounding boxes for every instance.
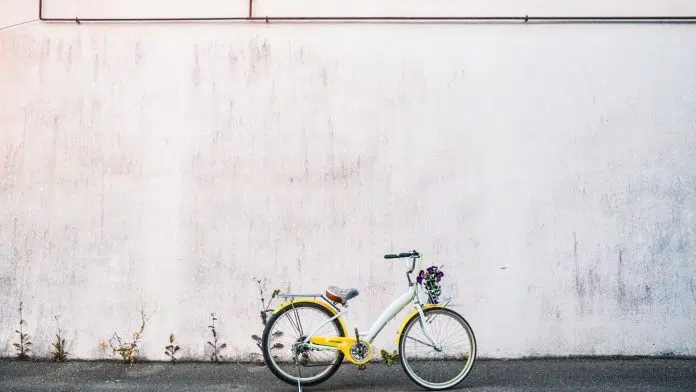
[260,250,477,390]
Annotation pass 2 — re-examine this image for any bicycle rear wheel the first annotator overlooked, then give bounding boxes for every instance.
[261,301,346,387]
[398,307,477,390]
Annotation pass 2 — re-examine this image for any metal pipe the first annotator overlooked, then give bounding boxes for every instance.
[39,0,696,24]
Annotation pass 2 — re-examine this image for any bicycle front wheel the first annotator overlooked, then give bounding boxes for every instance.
[398,307,477,390]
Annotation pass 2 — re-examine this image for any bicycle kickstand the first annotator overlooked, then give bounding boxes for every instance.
[355,327,367,371]
[295,351,303,392]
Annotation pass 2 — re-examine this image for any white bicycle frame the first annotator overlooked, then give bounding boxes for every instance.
[284,254,442,352]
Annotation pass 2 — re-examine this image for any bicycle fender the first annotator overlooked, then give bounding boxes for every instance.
[272,298,349,336]
[395,304,444,345]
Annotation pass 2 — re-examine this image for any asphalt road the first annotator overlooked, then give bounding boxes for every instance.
[0,358,694,392]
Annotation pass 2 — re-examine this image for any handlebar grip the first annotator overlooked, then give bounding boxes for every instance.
[384,254,400,259]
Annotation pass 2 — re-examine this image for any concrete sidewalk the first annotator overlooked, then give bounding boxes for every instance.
[0,358,694,391]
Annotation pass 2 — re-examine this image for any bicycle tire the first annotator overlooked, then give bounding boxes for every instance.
[261,301,347,387]
[398,307,477,390]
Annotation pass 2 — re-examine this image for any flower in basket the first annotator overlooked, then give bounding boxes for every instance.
[417,265,444,304]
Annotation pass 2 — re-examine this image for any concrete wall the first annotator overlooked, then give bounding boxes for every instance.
[1,0,696,361]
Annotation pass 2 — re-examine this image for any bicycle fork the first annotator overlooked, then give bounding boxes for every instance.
[415,304,443,351]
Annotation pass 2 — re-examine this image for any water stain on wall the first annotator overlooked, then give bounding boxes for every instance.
[325,158,363,183]
[134,40,143,67]
[320,67,328,87]
[572,232,605,317]
[249,37,271,64]
[617,247,658,315]
[0,142,23,191]
[0,275,16,299]
[572,232,584,311]
[227,46,238,70]
[192,44,201,87]
[40,37,51,59]
[247,37,272,83]
[617,249,626,305]
[67,42,74,64]
[93,53,100,82]
[286,155,374,185]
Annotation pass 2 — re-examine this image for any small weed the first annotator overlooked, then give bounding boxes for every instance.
[108,306,150,364]
[207,313,226,363]
[250,277,283,364]
[13,301,32,361]
[253,277,281,326]
[164,333,180,363]
[380,349,400,366]
[52,315,69,362]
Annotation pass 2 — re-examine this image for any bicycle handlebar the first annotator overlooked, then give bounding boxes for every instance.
[384,250,420,259]
[384,250,421,285]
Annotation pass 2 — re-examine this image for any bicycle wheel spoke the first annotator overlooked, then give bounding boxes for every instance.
[285,306,304,337]
[406,335,438,348]
[291,306,305,337]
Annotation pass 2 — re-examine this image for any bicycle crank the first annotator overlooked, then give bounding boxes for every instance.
[309,334,373,365]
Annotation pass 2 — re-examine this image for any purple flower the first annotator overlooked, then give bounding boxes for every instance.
[427,266,437,274]
[416,270,425,284]
[436,271,444,279]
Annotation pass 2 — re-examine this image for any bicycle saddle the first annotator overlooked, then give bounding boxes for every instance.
[326,286,359,304]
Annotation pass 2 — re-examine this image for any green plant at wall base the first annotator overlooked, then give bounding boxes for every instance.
[14,302,32,361]
[164,333,180,363]
[108,307,150,364]
[253,277,281,326]
[380,349,400,366]
[208,313,226,363]
[250,277,283,364]
[52,315,69,362]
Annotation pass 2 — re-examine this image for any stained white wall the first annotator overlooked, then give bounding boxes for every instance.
[1,0,696,361]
